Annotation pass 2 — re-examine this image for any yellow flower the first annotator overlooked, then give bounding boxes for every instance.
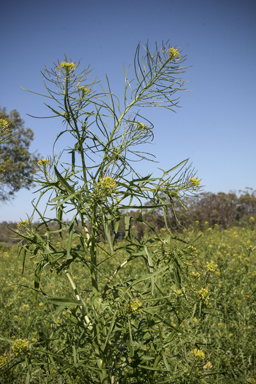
[248,379,256,383]
[174,289,183,296]
[60,61,75,71]
[0,353,9,366]
[190,177,200,187]
[191,271,200,278]
[129,298,142,313]
[193,317,198,323]
[99,176,117,190]
[11,339,28,356]
[38,158,50,166]
[199,287,210,301]
[0,119,8,128]
[193,348,205,360]
[169,48,180,59]
[188,245,197,253]
[17,220,29,228]
[206,260,218,272]
[78,85,91,94]
[249,217,255,221]
[203,361,212,369]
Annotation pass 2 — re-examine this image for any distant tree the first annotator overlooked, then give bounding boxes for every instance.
[237,188,256,220]
[0,106,40,202]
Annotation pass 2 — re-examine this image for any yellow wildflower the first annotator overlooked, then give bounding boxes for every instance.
[129,298,143,313]
[99,176,117,190]
[17,220,29,229]
[38,158,50,166]
[203,361,213,369]
[191,271,200,278]
[249,217,255,221]
[11,339,28,356]
[0,353,9,366]
[78,85,91,94]
[206,260,218,272]
[199,287,210,301]
[174,288,183,296]
[169,48,180,59]
[190,177,200,187]
[60,61,75,71]
[0,119,8,128]
[193,348,205,360]
[188,245,197,253]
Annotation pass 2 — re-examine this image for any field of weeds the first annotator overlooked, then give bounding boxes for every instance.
[0,222,255,383]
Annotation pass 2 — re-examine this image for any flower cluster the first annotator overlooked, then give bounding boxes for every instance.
[38,158,50,166]
[173,288,183,297]
[190,177,200,187]
[199,287,210,302]
[203,361,213,369]
[206,260,218,272]
[129,298,143,313]
[17,220,30,229]
[11,339,28,356]
[190,271,200,278]
[193,348,205,360]
[57,61,75,72]
[188,245,197,253]
[0,119,8,128]
[99,177,117,190]
[0,353,9,367]
[169,48,180,59]
[78,85,91,95]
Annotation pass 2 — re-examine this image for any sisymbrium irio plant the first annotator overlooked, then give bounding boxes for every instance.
[15,42,203,383]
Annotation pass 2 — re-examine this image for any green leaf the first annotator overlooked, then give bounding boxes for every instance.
[43,297,82,306]
[54,166,74,194]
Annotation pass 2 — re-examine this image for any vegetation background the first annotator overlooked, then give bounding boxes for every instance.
[0,1,255,383]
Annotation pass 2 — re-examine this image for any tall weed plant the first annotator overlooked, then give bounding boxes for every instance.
[3,42,210,383]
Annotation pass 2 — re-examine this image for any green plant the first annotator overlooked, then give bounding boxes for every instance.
[9,41,204,383]
[1,223,256,382]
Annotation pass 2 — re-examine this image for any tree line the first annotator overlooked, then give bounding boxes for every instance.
[0,106,255,246]
[1,189,255,247]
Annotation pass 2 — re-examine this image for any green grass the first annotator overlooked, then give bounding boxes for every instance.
[0,223,256,383]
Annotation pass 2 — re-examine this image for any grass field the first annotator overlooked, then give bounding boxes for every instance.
[0,221,256,383]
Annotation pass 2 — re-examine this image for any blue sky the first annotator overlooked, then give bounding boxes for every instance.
[1,0,255,222]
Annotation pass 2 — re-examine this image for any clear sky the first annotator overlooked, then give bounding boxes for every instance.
[0,0,255,222]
